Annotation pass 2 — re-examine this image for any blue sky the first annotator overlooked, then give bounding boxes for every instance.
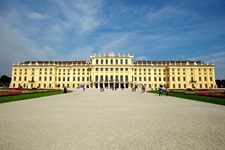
[0,0,225,79]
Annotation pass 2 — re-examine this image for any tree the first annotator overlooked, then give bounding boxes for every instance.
[0,75,11,87]
[216,79,225,88]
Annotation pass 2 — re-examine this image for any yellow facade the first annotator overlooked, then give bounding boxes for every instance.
[10,53,216,89]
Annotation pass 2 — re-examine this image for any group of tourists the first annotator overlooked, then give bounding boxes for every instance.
[158,86,169,96]
[64,85,169,96]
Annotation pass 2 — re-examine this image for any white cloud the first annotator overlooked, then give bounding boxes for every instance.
[147,6,183,21]
[54,0,103,34]
[136,56,148,61]
[27,12,48,20]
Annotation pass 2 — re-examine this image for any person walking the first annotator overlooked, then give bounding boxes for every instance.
[159,86,162,96]
[63,86,67,93]
[83,85,85,92]
[166,87,169,96]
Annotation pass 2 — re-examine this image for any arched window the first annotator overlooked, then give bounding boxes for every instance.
[120,59,123,64]
[101,59,103,64]
[116,75,118,81]
[100,75,103,81]
[106,59,108,64]
[125,75,128,81]
[111,59,113,64]
[105,75,108,81]
[120,75,123,81]
[96,59,98,64]
[110,75,113,81]
[116,59,118,64]
[95,76,98,82]
[125,59,128,64]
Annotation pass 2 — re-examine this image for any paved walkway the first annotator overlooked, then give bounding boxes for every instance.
[0,89,225,150]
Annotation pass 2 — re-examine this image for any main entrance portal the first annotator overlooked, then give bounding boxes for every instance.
[90,82,133,89]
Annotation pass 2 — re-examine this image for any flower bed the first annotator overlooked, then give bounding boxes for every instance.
[0,88,61,97]
[184,91,196,95]
[169,89,186,93]
[0,90,22,96]
[196,91,209,96]
[196,90,225,98]
[22,90,35,94]
[213,93,225,98]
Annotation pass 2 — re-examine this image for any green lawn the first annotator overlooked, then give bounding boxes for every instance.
[0,90,72,104]
[148,90,225,106]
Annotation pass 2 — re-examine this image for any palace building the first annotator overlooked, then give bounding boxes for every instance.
[10,52,216,89]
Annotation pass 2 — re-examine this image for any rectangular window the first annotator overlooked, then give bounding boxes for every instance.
[144,77,146,81]
[67,77,70,81]
[39,77,41,81]
[178,77,180,81]
[139,77,142,81]
[173,84,175,88]
[82,77,84,81]
[154,77,157,81]
[78,77,80,81]
[199,77,201,81]
[205,77,207,81]
[148,77,151,81]
[183,77,186,81]
[44,77,47,81]
[184,84,186,88]
[50,77,52,81]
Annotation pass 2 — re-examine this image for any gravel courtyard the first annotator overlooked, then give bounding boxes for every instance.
[0,89,225,150]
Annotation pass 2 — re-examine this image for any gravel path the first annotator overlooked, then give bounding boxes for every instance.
[0,89,225,150]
